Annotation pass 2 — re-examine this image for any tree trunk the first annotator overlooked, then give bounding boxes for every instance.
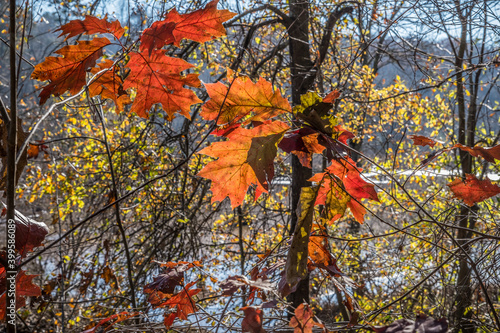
[287,0,315,311]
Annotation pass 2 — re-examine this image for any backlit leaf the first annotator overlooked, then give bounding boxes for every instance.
[88,60,131,112]
[454,143,500,163]
[162,0,236,47]
[201,76,291,126]
[56,15,125,40]
[409,135,437,148]
[289,303,325,333]
[448,174,500,206]
[32,37,111,104]
[0,270,42,320]
[123,50,202,119]
[197,121,289,208]
[285,186,318,290]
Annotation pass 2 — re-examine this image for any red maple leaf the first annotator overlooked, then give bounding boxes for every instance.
[201,76,291,126]
[32,37,111,104]
[279,128,326,168]
[161,281,201,328]
[0,270,42,320]
[309,226,342,276]
[140,0,235,53]
[197,121,290,208]
[454,143,500,163]
[56,15,125,40]
[409,135,437,148]
[123,50,201,119]
[241,307,266,333]
[14,210,49,258]
[448,174,500,206]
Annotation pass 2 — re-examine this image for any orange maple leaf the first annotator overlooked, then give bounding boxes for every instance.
[88,60,131,112]
[308,226,342,276]
[123,50,202,119]
[32,37,111,104]
[448,174,500,206]
[197,121,290,208]
[56,15,125,40]
[289,304,324,333]
[201,76,291,125]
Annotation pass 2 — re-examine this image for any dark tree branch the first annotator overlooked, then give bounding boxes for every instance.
[224,4,291,28]
[316,6,354,66]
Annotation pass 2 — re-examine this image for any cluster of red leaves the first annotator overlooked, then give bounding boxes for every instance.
[143,261,202,329]
[32,0,235,120]
[0,211,49,320]
[409,134,500,205]
[310,157,379,224]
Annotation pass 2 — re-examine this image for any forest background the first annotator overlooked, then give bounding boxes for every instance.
[1,0,500,332]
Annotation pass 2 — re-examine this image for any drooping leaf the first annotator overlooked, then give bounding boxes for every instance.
[13,208,49,258]
[241,307,266,333]
[0,270,42,320]
[309,227,343,277]
[197,121,289,208]
[294,91,337,135]
[88,60,131,112]
[409,135,437,148]
[101,265,120,290]
[372,314,448,333]
[448,174,500,206]
[81,311,140,333]
[285,186,318,290]
[56,15,125,41]
[123,50,201,119]
[289,303,325,333]
[309,171,350,223]
[454,143,500,163]
[32,37,111,105]
[162,0,236,47]
[323,90,340,103]
[201,76,291,126]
